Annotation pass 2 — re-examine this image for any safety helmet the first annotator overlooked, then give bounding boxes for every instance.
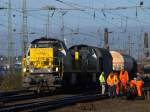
[136,73,140,76]
[113,66,115,71]
[120,65,124,71]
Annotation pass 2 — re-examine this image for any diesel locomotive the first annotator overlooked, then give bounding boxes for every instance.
[22,37,70,90]
[65,45,112,88]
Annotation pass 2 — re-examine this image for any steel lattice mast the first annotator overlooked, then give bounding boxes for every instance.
[22,0,28,57]
[8,0,13,73]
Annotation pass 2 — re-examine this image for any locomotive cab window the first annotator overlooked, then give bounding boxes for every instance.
[31,41,64,49]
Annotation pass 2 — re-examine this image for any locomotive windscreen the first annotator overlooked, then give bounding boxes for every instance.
[31,40,63,49]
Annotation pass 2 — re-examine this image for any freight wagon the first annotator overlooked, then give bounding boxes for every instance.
[110,51,137,79]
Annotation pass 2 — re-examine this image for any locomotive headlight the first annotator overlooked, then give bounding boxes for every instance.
[48,69,52,72]
[30,69,34,73]
[92,53,97,59]
[40,74,44,77]
[60,49,66,55]
[23,68,26,72]
[56,67,58,72]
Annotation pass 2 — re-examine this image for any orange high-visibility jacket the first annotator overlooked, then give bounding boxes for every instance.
[119,70,129,85]
[130,80,136,88]
[136,80,144,96]
[114,74,119,85]
[107,73,114,86]
[107,73,119,86]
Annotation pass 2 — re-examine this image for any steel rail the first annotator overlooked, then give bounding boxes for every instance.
[0,90,32,97]
[30,94,108,112]
[0,92,53,104]
[0,94,108,112]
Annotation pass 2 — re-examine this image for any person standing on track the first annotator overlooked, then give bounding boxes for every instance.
[114,72,119,97]
[99,71,106,95]
[107,71,119,98]
[119,69,129,95]
[136,73,144,97]
[129,78,137,97]
[113,72,119,97]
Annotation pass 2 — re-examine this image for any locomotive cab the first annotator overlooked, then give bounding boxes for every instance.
[69,45,98,71]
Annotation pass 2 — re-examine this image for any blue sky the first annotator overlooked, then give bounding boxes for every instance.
[0,0,150,59]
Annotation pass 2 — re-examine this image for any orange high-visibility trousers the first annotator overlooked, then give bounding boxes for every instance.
[136,81,144,96]
[130,80,136,88]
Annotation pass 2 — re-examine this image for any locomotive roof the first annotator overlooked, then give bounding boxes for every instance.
[31,37,64,44]
[93,47,112,58]
[69,44,89,49]
[69,44,112,58]
[69,44,110,52]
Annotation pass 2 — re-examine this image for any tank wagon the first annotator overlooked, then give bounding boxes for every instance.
[65,45,112,88]
[22,37,70,90]
[110,51,137,79]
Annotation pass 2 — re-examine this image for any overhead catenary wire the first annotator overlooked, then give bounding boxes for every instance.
[1,0,150,34]
[0,1,76,34]
[54,0,123,31]
[55,0,147,11]
[2,0,150,26]
[1,0,145,30]
[0,0,149,57]
[0,0,145,44]
[0,0,148,40]
[54,0,150,27]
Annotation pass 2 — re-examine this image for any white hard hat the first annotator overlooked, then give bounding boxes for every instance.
[136,73,140,76]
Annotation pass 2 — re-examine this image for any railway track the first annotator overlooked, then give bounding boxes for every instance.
[0,90,32,97]
[0,93,108,112]
[0,91,53,104]
[0,77,149,112]
[0,89,66,105]
[0,89,82,104]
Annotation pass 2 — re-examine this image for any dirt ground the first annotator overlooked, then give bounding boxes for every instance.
[54,99,150,112]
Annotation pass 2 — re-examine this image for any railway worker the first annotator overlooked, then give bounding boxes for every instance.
[119,68,129,95]
[107,72,114,98]
[129,78,137,97]
[99,71,106,95]
[107,71,119,98]
[114,72,119,97]
[114,72,120,96]
[135,73,144,97]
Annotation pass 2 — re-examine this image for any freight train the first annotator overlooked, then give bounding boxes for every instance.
[22,37,137,91]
